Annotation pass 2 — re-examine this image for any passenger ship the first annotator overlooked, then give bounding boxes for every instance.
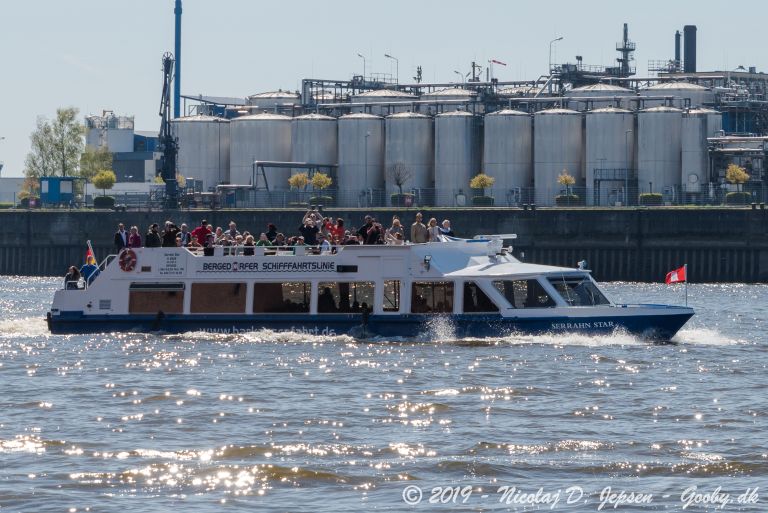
[47,237,693,339]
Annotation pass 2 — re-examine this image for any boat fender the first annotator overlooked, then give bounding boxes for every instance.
[119,249,138,272]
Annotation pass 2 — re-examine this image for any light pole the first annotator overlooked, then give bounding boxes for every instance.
[384,53,399,84]
[625,129,632,204]
[453,70,463,83]
[0,137,5,177]
[357,53,366,81]
[549,36,563,75]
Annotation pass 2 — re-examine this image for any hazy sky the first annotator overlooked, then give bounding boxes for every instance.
[1,0,766,177]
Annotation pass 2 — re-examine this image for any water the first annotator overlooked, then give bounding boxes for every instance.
[1,278,766,512]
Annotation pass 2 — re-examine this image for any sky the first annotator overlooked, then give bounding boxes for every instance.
[1,0,767,177]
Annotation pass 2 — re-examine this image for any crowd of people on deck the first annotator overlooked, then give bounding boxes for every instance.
[66,210,457,288]
[110,210,456,252]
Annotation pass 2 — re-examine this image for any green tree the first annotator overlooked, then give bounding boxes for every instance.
[92,170,116,195]
[79,146,113,184]
[24,107,84,180]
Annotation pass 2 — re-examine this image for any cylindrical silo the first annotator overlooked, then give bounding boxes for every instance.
[172,115,231,191]
[585,108,634,206]
[229,113,292,188]
[384,112,434,202]
[533,108,583,206]
[337,113,385,207]
[639,82,714,109]
[682,108,722,194]
[290,114,338,173]
[422,87,478,114]
[483,110,532,203]
[351,89,417,116]
[564,84,635,110]
[247,90,301,112]
[434,111,481,206]
[638,106,683,200]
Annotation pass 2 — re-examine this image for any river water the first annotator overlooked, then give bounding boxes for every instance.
[0,278,766,512]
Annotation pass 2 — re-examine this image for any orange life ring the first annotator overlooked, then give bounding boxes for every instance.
[119,249,137,272]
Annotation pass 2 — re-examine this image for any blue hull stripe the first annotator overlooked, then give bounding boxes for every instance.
[48,311,693,340]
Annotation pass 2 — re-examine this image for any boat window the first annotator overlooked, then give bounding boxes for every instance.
[411,282,454,313]
[383,280,400,312]
[129,285,184,314]
[253,282,310,313]
[191,283,247,313]
[547,276,610,306]
[463,281,499,313]
[317,282,375,314]
[493,279,555,309]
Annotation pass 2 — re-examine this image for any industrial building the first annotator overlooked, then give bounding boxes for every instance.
[133,21,768,207]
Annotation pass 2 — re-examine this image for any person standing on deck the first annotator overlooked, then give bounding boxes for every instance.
[410,212,428,243]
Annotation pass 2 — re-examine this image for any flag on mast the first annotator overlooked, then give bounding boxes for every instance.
[665,265,686,284]
[86,240,96,264]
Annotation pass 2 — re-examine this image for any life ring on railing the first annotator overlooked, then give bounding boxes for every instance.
[119,249,137,272]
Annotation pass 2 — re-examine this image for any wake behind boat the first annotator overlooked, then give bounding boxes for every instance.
[47,236,693,339]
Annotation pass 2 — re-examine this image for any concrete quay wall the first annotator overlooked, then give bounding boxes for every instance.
[1,208,767,282]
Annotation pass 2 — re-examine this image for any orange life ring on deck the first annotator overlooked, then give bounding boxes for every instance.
[119,248,137,272]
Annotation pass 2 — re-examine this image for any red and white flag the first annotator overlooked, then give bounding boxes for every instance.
[665,265,687,284]
[490,59,507,66]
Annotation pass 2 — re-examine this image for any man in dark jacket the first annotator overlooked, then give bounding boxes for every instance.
[114,223,128,252]
[161,221,180,247]
[145,224,162,247]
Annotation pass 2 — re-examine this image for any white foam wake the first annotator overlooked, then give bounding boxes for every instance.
[0,317,51,338]
[672,327,743,346]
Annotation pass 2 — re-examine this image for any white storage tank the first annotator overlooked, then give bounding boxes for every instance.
[422,87,478,114]
[682,108,722,193]
[229,113,292,189]
[498,85,545,98]
[483,109,532,202]
[384,112,434,202]
[172,115,231,191]
[290,114,338,172]
[639,82,714,109]
[533,108,583,206]
[434,111,481,206]
[584,108,634,206]
[351,89,417,116]
[85,113,135,153]
[637,106,683,200]
[565,83,635,110]
[337,113,385,207]
[247,90,301,112]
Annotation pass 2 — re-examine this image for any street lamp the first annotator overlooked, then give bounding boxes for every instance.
[549,36,563,75]
[453,70,463,83]
[357,53,366,81]
[384,53,399,84]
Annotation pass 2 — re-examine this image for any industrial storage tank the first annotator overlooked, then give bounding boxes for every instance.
[482,109,532,203]
[533,108,583,206]
[639,82,714,108]
[85,113,135,153]
[584,108,634,206]
[290,114,338,173]
[384,112,434,203]
[682,108,722,194]
[351,89,417,116]
[498,85,545,98]
[337,113,385,207]
[422,87,478,113]
[564,84,635,110]
[229,113,292,188]
[434,111,481,206]
[172,115,230,191]
[246,90,301,112]
[637,106,683,200]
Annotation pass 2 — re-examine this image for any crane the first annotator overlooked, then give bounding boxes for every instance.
[158,52,179,209]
